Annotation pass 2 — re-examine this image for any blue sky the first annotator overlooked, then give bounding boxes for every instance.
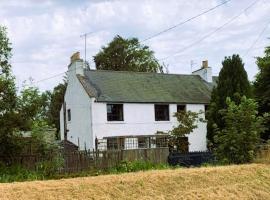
[1,0,270,91]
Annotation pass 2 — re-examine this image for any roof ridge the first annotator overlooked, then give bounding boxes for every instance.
[86,69,201,77]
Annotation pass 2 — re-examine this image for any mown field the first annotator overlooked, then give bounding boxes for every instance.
[0,164,269,200]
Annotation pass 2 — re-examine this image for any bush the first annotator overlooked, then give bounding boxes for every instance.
[214,97,268,164]
[0,164,44,183]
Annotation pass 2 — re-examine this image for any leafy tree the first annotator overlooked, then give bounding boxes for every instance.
[214,97,268,164]
[254,46,270,141]
[47,82,67,138]
[94,35,163,72]
[17,86,51,131]
[207,54,251,147]
[168,110,202,152]
[0,26,21,158]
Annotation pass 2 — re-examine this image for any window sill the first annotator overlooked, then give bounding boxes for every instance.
[154,121,171,124]
[106,121,126,124]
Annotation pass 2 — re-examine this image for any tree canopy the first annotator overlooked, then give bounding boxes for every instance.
[94,35,163,73]
[254,46,270,141]
[207,54,251,147]
[47,81,67,138]
[0,26,21,157]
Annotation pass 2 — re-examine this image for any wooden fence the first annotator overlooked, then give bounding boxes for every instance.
[0,148,169,173]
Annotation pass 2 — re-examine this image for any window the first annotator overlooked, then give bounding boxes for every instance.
[204,105,209,112]
[67,109,71,121]
[107,138,118,150]
[138,137,149,148]
[107,104,124,121]
[177,105,186,112]
[107,137,124,150]
[155,104,169,121]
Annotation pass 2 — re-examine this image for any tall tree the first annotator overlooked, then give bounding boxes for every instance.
[0,26,21,157]
[254,46,270,141]
[47,82,67,138]
[207,54,251,147]
[94,35,163,72]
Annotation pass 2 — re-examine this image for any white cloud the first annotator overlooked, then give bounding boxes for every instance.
[0,0,269,91]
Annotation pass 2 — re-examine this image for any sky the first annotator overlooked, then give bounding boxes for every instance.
[0,0,270,91]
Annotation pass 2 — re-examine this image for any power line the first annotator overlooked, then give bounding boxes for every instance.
[244,19,270,56]
[159,0,260,61]
[142,0,232,42]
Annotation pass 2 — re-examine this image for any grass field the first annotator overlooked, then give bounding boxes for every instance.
[0,164,269,200]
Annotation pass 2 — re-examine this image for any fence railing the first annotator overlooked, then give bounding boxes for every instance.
[0,148,170,173]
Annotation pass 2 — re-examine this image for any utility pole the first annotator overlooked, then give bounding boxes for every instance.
[80,31,96,69]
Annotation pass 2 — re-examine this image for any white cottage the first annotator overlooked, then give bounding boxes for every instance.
[60,52,216,152]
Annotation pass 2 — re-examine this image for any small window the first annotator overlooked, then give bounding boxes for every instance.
[138,137,149,149]
[107,104,124,121]
[205,105,209,111]
[107,137,124,150]
[177,105,186,112]
[67,109,71,121]
[107,138,118,150]
[155,104,169,121]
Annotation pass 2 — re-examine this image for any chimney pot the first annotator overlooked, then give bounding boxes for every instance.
[71,52,80,63]
[202,60,208,68]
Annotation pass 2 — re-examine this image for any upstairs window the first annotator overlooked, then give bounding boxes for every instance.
[67,109,71,121]
[205,105,209,112]
[155,104,169,121]
[177,105,186,112]
[107,104,124,121]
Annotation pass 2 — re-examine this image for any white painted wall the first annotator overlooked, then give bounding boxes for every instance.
[92,102,207,151]
[60,60,94,150]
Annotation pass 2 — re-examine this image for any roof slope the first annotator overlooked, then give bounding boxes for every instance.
[80,70,214,104]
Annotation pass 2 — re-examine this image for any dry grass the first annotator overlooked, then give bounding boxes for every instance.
[0,164,269,200]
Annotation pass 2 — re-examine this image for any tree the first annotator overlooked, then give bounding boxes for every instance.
[47,82,67,138]
[0,26,21,158]
[214,97,268,164]
[168,110,202,152]
[254,46,270,141]
[207,54,251,147]
[94,35,163,72]
[17,86,51,131]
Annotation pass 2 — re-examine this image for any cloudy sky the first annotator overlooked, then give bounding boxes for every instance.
[1,0,270,91]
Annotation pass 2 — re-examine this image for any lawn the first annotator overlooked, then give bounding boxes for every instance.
[0,164,269,200]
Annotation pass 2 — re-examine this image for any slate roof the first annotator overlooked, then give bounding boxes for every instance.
[78,70,215,104]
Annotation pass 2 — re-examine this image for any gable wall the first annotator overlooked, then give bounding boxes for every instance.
[60,62,94,150]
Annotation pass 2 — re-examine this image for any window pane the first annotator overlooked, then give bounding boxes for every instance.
[155,104,169,121]
[107,104,123,121]
[177,105,186,112]
[67,109,71,121]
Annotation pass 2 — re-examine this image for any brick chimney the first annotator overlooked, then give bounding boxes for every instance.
[68,52,84,76]
[71,52,81,63]
[192,60,212,83]
[202,60,208,69]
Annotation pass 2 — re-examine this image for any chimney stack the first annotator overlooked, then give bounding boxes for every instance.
[192,60,212,83]
[70,52,81,63]
[202,60,208,69]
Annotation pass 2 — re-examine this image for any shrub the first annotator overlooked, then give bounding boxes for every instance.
[214,97,268,164]
[0,164,43,183]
